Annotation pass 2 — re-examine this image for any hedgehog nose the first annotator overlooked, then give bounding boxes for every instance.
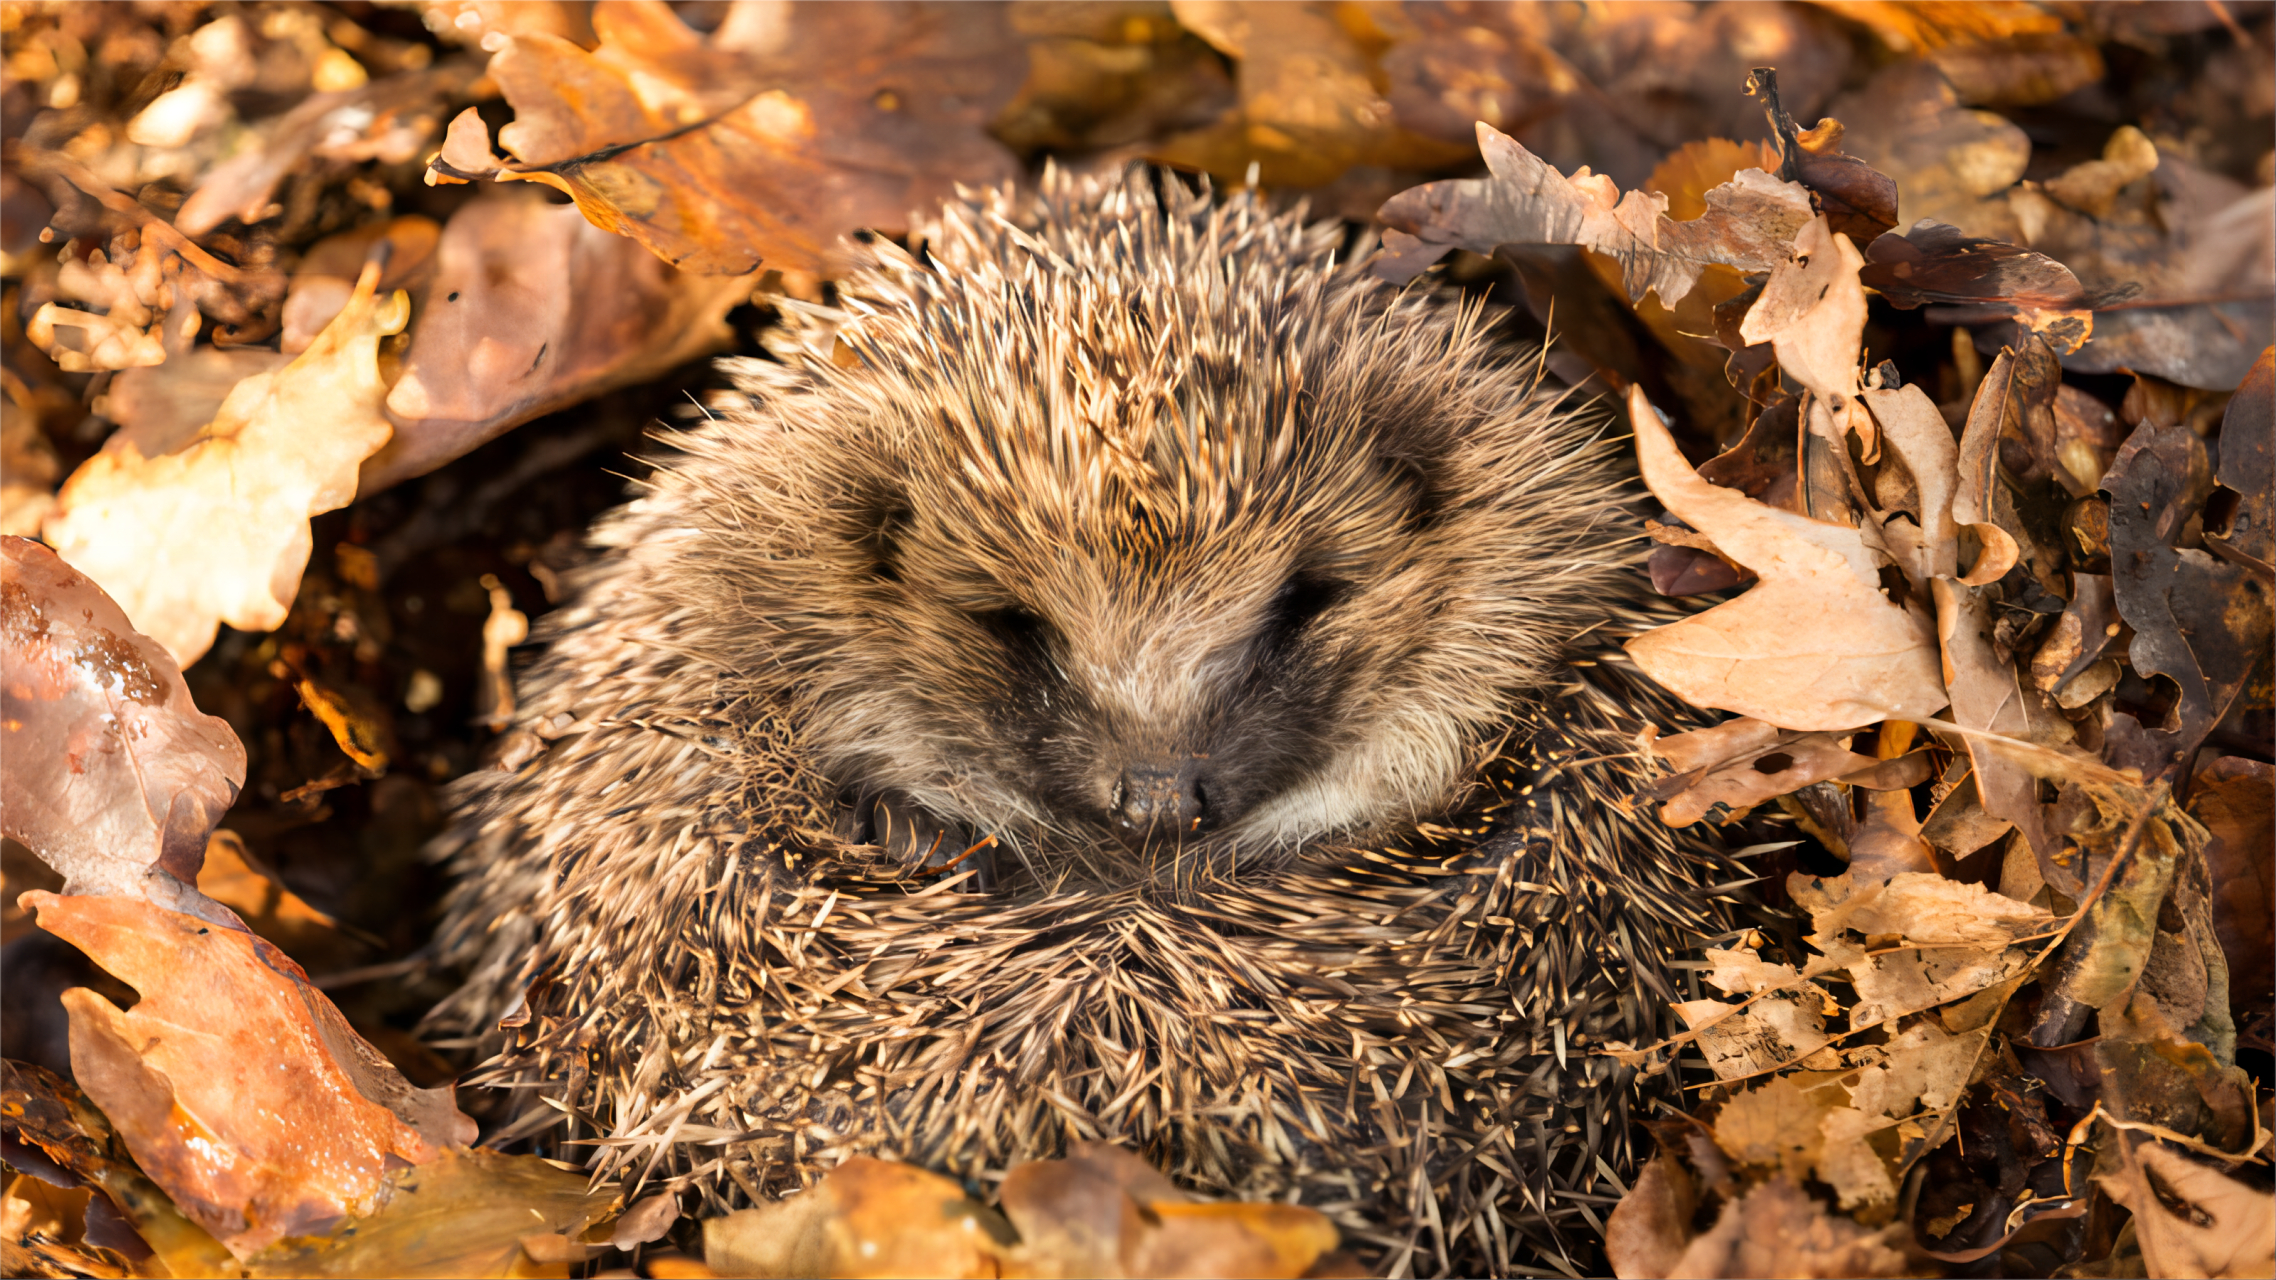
[1112,762,1209,839]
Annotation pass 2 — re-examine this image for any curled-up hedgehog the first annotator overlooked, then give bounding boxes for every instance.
[429,169,1741,1275]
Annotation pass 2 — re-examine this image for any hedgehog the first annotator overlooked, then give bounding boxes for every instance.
[426,168,1741,1276]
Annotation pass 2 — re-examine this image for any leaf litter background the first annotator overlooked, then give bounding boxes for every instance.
[0,2,2270,1277]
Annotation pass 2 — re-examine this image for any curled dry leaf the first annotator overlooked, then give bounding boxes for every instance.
[42,266,408,667]
[1736,217,1866,426]
[1374,122,1814,300]
[703,1157,1012,1279]
[1607,1172,1910,1280]
[0,538,243,926]
[1860,219,2090,352]
[1648,716,1918,827]
[2104,409,2275,779]
[363,189,743,493]
[26,890,474,1259]
[703,1147,1341,1280]
[174,60,484,238]
[240,1148,616,1279]
[435,0,1024,276]
[2093,1139,2276,1280]
[1,1060,240,1280]
[1623,386,1948,731]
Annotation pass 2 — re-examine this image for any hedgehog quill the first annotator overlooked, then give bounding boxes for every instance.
[430,169,1741,1275]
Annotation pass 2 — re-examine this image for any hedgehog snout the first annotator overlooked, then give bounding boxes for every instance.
[1108,758,1213,845]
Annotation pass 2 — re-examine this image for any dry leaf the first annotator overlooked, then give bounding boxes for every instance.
[1374,122,1814,300]
[439,0,1024,276]
[279,216,441,354]
[241,1148,616,1278]
[1737,217,1867,421]
[1,1060,241,1279]
[1648,717,1905,826]
[2106,414,2274,779]
[26,891,474,1258]
[1154,1,1465,187]
[0,538,243,926]
[2190,756,2275,1014]
[195,829,364,972]
[1828,60,2031,243]
[1653,1176,1910,1278]
[1623,385,1948,731]
[42,266,408,666]
[2094,1140,2276,1280]
[702,1157,1011,1279]
[363,189,742,493]
[1674,991,1836,1081]
[1000,1142,1338,1279]
[175,60,483,237]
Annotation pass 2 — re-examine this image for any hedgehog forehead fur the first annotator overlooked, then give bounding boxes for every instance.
[675,174,1631,871]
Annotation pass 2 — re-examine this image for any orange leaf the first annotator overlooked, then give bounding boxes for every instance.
[26,891,474,1259]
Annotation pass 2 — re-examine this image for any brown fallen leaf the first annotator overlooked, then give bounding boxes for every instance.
[1648,717,1905,827]
[41,264,408,666]
[1152,1,1468,188]
[436,0,1024,276]
[278,216,441,354]
[26,890,475,1258]
[362,189,743,494]
[2189,756,2274,1023]
[702,1157,1012,1279]
[704,1147,1341,1279]
[1737,217,1866,420]
[1827,60,2032,244]
[2104,412,2274,780]
[239,1148,617,1279]
[2093,1138,2276,1280]
[993,6,1235,160]
[1374,122,1814,301]
[2022,137,2274,392]
[0,1060,241,1280]
[1000,1141,1339,1279]
[1623,385,1948,731]
[2,1167,134,1279]
[1861,220,2090,352]
[0,537,243,926]
[1614,1173,1912,1278]
[195,829,365,973]
[173,59,483,238]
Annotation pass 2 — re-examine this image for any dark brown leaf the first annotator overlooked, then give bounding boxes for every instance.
[2104,419,2275,778]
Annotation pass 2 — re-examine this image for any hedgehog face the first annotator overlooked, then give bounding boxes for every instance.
[679,185,1631,887]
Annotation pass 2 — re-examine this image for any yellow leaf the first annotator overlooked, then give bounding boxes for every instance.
[42,266,407,666]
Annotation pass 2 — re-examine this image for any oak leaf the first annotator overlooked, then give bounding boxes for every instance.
[27,891,474,1259]
[1622,385,1948,731]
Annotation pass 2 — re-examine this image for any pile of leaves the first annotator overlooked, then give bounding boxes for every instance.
[1371,109,2272,1273]
[2,2,2270,1277]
